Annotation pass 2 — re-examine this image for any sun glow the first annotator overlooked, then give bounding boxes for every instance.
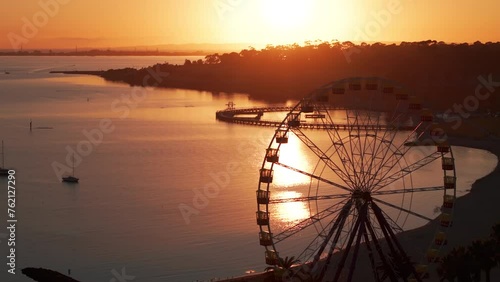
[261,0,312,29]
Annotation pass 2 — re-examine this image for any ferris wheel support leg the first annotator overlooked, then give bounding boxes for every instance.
[363,228,382,282]
[331,203,369,282]
[309,200,353,279]
[346,220,367,282]
[372,202,423,282]
[316,211,350,281]
[316,209,353,281]
[365,217,399,282]
[373,208,400,262]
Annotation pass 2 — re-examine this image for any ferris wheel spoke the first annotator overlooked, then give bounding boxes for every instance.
[318,105,359,186]
[345,109,364,187]
[363,107,421,182]
[275,162,351,192]
[379,206,404,234]
[371,185,445,196]
[366,122,430,189]
[362,112,405,187]
[372,198,432,221]
[273,198,351,244]
[365,145,407,190]
[290,127,356,188]
[377,183,423,229]
[363,116,397,187]
[359,143,399,191]
[372,151,442,192]
[357,113,384,190]
[269,193,351,204]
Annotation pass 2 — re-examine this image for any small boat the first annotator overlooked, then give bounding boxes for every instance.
[4,71,10,74]
[62,175,79,183]
[0,140,10,176]
[62,154,79,183]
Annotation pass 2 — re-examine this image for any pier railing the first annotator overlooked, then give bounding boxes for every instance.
[215,106,414,131]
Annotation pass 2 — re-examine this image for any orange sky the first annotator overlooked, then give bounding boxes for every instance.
[1,0,499,50]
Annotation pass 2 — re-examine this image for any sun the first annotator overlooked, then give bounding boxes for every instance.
[261,0,312,29]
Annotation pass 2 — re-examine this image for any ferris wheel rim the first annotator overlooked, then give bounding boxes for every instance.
[256,77,457,281]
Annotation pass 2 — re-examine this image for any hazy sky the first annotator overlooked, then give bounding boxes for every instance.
[1,0,499,50]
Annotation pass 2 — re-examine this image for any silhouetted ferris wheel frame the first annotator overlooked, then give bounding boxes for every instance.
[256,77,457,282]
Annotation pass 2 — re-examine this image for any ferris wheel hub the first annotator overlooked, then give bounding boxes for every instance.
[352,190,371,201]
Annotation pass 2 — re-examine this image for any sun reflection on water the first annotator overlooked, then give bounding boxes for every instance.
[271,191,310,226]
[272,135,311,187]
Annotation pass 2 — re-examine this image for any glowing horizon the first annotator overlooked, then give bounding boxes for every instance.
[1,0,499,51]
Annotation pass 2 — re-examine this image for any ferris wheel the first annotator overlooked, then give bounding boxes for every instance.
[256,77,457,282]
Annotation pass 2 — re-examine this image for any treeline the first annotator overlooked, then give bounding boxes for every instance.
[438,223,500,282]
[101,40,500,109]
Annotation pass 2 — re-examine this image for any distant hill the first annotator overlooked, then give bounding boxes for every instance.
[0,49,209,56]
[0,43,255,56]
[114,42,258,53]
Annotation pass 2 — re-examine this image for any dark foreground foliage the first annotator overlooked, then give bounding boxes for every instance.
[22,267,80,282]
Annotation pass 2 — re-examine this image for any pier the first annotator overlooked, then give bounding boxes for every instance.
[215,105,415,131]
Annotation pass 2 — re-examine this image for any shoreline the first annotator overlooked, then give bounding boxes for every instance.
[49,70,308,103]
[220,135,500,282]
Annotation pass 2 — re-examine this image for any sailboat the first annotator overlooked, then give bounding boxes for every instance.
[0,140,10,176]
[62,154,79,183]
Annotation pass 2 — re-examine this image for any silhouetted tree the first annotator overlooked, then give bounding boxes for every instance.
[204,53,220,64]
[491,223,500,241]
[468,240,497,282]
[264,256,301,282]
[438,246,474,282]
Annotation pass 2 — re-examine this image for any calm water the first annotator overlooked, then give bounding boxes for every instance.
[0,56,497,282]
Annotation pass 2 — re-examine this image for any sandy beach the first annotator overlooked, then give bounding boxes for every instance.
[222,135,500,282]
